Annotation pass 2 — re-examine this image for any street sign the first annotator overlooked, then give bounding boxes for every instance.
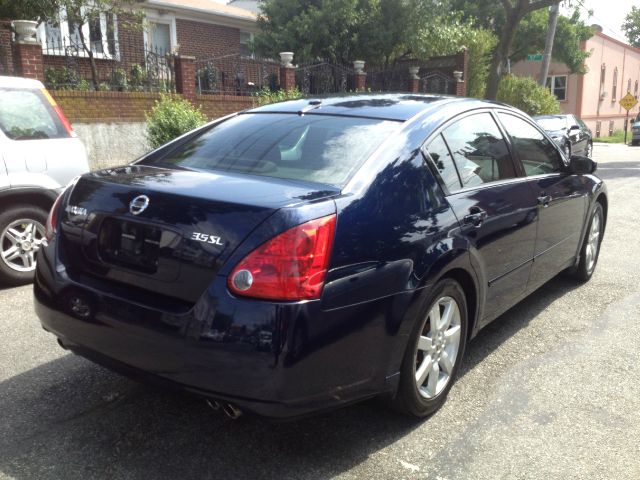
[527,54,544,61]
[619,92,638,111]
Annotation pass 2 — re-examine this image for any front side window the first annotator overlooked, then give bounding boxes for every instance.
[545,75,567,101]
[441,112,515,189]
[498,113,562,176]
[145,114,401,187]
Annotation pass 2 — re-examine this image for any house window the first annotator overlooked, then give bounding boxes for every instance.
[612,67,618,102]
[37,7,119,59]
[545,75,567,101]
[240,31,254,58]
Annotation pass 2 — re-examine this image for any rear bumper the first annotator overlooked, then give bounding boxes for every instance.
[34,241,407,419]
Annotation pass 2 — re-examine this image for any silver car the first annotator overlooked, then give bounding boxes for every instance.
[0,76,89,284]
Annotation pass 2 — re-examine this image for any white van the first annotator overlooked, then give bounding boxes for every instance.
[0,76,89,284]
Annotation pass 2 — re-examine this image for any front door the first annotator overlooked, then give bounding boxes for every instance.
[423,112,538,322]
[497,112,587,290]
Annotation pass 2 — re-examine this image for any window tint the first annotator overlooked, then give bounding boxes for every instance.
[424,134,461,192]
[498,113,562,176]
[148,113,400,186]
[441,112,515,188]
[0,88,67,140]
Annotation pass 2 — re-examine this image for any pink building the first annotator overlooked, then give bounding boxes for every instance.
[512,30,640,137]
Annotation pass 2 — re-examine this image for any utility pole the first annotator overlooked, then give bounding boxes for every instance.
[539,1,561,86]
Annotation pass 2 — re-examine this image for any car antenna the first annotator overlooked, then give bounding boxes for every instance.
[298,100,322,116]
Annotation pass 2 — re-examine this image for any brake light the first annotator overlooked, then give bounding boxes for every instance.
[45,193,64,242]
[228,214,336,301]
[40,88,76,138]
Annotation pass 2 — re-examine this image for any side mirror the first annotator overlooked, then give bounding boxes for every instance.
[569,155,597,174]
[569,125,580,131]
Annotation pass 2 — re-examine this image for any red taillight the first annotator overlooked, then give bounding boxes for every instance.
[228,214,336,301]
[41,88,76,137]
[45,193,64,241]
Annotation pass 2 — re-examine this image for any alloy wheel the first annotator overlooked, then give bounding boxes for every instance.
[585,210,601,274]
[0,219,46,272]
[414,296,462,399]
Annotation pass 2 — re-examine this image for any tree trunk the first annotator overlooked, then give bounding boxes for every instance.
[485,8,523,100]
[77,26,100,90]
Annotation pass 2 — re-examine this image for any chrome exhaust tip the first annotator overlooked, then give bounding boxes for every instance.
[221,402,243,420]
[206,399,221,411]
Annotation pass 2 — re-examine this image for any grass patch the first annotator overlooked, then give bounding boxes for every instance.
[593,130,629,144]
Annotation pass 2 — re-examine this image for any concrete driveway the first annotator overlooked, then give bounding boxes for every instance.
[1,143,639,480]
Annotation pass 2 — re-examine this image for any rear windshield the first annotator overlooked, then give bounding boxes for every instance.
[146,113,401,186]
[0,88,68,141]
[535,116,567,131]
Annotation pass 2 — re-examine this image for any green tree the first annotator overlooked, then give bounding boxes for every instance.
[0,0,58,22]
[622,6,640,48]
[511,7,593,74]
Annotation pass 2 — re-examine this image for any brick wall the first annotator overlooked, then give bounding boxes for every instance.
[176,19,241,59]
[198,94,253,118]
[51,90,254,123]
[0,20,13,75]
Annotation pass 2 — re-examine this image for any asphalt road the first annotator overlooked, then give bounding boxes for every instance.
[1,143,639,480]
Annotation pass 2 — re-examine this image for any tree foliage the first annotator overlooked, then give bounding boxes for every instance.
[0,0,58,22]
[622,6,640,48]
[497,75,560,116]
[511,8,593,74]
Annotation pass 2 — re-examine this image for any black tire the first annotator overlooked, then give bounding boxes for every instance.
[0,204,48,286]
[571,203,604,282]
[393,278,468,417]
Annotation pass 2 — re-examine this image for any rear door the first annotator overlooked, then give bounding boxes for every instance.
[496,112,587,290]
[423,111,538,322]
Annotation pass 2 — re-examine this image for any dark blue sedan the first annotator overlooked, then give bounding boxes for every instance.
[34,94,607,419]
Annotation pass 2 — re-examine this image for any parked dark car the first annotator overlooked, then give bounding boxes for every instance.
[533,114,593,158]
[34,94,607,419]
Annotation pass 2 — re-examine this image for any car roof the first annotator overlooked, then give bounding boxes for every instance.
[247,93,501,122]
[0,75,44,89]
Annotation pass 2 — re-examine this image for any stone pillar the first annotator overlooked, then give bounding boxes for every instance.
[174,55,196,103]
[455,47,469,97]
[353,60,366,91]
[13,34,44,81]
[408,66,420,93]
[279,52,296,92]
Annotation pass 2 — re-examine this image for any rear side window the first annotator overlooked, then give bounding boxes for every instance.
[441,112,515,189]
[498,113,562,176]
[148,113,401,186]
[0,88,68,140]
[424,134,461,192]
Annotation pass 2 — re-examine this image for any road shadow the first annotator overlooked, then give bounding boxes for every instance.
[0,275,585,480]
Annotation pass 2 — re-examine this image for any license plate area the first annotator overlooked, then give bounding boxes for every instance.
[98,218,164,274]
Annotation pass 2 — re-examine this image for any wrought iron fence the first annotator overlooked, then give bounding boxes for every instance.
[41,37,175,92]
[295,61,354,95]
[366,63,411,92]
[196,54,279,96]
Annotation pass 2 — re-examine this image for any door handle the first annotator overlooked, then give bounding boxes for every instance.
[537,195,552,207]
[463,207,487,227]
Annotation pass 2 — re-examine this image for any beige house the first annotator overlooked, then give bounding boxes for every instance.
[512,29,640,137]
